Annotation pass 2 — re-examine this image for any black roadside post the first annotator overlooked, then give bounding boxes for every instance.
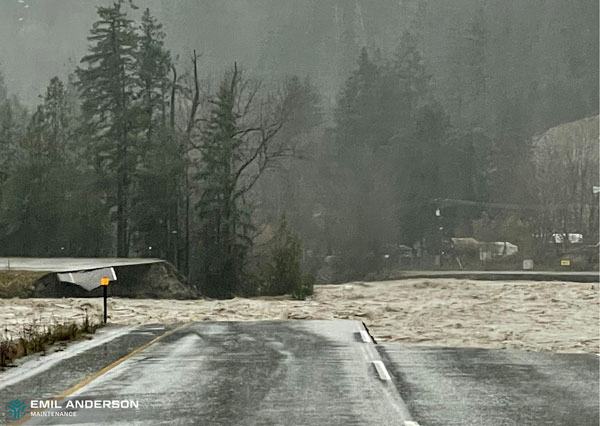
[101,277,109,323]
[435,207,442,267]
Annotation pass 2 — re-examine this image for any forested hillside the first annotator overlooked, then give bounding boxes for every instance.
[0,0,597,293]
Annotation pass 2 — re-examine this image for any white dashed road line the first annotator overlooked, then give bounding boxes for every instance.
[360,330,373,343]
[372,360,392,381]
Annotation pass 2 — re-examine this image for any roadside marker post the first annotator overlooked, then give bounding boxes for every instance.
[101,277,110,323]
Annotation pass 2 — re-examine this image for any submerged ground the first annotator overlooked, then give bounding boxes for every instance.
[1,279,597,353]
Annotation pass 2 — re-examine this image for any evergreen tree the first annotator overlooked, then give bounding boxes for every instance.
[335,47,382,155]
[8,78,72,254]
[330,35,431,270]
[0,77,110,256]
[136,8,171,143]
[332,48,388,269]
[130,8,179,261]
[389,30,429,126]
[0,79,28,206]
[76,1,139,257]
[0,86,26,186]
[397,102,449,247]
[0,72,12,187]
[31,77,71,160]
[0,72,6,102]
[196,69,250,298]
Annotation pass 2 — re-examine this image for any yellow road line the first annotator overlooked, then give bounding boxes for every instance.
[13,322,191,425]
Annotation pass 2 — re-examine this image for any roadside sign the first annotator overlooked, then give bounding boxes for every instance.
[101,277,109,323]
[560,259,570,266]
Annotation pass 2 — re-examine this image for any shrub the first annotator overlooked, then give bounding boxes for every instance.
[0,313,99,369]
[263,217,314,299]
[292,274,315,300]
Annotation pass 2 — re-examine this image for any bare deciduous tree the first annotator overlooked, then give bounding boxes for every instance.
[193,64,301,297]
[531,115,599,247]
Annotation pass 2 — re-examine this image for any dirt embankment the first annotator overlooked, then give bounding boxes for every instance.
[0,262,198,299]
[0,271,47,298]
[1,279,597,353]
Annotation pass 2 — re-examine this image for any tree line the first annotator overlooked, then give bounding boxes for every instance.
[0,2,317,298]
[0,1,597,295]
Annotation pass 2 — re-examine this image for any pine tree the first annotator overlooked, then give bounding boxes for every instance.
[0,72,12,186]
[130,8,179,261]
[76,1,139,257]
[0,91,27,193]
[0,77,111,256]
[0,72,6,103]
[32,77,71,160]
[0,74,29,250]
[196,70,247,298]
[397,102,449,247]
[335,47,381,155]
[136,8,171,144]
[389,30,429,126]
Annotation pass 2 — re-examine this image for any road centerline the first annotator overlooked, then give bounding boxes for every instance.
[12,322,191,425]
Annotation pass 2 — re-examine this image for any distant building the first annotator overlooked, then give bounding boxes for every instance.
[551,233,583,244]
[478,242,518,261]
[450,237,518,262]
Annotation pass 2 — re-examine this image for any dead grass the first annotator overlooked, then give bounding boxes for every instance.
[0,270,47,298]
[0,313,100,369]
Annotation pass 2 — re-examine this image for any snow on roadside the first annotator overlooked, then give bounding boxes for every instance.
[0,279,597,353]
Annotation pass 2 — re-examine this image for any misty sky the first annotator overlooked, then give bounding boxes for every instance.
[1,0,598,112]
[1,0,255,103]
[1,0,334,104]
[2,0,413,105]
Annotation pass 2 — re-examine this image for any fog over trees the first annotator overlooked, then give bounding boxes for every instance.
[0,0,597,296]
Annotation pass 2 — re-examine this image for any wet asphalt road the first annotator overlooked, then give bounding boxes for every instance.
[0,321,598,426]
[379,345,599,426]
[0,257,162,272]
[1,321,409,425]
[393,270,599,283]
[2,258,597,281]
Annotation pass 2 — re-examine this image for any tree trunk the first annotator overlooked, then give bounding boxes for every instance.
[116,171,128,257]
[117,119,129,257]
[181,50,200,277]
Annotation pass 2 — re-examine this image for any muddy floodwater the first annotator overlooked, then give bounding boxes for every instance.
[1,279,597,353]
